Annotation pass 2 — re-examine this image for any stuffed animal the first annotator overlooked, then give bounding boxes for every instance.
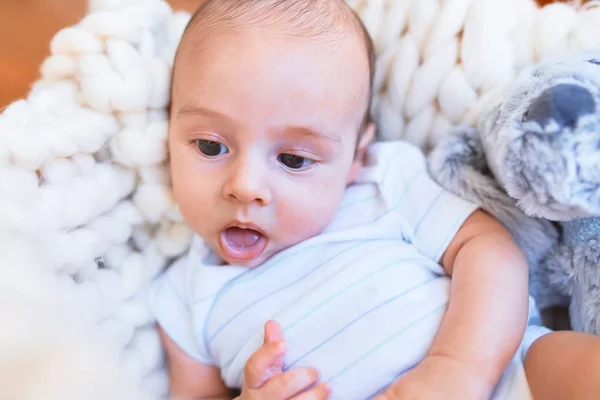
[428,50,600,334]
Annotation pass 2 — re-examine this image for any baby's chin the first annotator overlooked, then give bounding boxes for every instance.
[223,255,266,268]
[216,247,273,268]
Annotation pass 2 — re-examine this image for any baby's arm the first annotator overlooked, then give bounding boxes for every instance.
[433,209,529,390]
[160,321,329,400]
[159,325,232,399]
[378,210,529,399]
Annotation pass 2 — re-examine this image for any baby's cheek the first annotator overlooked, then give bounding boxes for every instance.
[173,175,215,231]
[278,187,342,242]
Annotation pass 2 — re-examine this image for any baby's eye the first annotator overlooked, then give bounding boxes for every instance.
[195,140,229,157]
[278,154,314,170]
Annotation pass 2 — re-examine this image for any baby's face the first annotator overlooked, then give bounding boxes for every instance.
[169,29,371,267]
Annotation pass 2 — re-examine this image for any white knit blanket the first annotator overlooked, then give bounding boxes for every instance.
[1,0,600,398]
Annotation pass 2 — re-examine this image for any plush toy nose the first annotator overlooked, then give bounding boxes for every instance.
[523,83,595,128]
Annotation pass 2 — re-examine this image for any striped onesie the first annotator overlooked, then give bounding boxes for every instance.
[149,141,549,399]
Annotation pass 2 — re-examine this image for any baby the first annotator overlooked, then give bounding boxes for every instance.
[149,0,600,399]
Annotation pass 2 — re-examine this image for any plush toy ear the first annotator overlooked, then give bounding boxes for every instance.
[427,126,558,255]
[428,126,562,311]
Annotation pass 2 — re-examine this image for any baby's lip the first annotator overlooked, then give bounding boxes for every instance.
[226,221,266,236]
[220,222,268,264]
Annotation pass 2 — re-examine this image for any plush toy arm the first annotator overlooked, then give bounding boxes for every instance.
[536,243,572,311]
[427,127,562,310]
[555,239,600,334]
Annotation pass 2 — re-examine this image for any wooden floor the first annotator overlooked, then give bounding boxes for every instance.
[0,0,573,109]
[0,0,203,109]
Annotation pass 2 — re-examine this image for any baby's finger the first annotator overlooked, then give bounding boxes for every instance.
[291,382,332,400]
[263,320,285,375]
[264,320,285,344]
[261,367,320,398]
[244,340,287,389]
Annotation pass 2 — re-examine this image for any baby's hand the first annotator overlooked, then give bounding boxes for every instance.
[238,320,331,400]
[373,356,489,400]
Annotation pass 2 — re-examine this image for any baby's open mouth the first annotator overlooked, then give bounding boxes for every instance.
[220,226,267,263]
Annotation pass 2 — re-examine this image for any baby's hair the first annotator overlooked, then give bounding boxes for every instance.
[174,0,375,131]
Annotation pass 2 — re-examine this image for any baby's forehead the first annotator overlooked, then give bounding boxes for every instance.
[176,33,368,134]
[172,0,374,129]
[175,0,373,85]
[183,0,364,39]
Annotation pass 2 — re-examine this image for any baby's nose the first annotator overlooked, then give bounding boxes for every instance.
[523,83,595,129]
[223,164,272,206]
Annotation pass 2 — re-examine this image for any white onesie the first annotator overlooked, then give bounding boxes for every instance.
[149,141,549,399]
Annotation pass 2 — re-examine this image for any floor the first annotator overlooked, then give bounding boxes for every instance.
[0,0,203,109]
[0,0,571,109]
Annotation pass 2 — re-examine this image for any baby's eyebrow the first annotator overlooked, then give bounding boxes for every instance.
[176,105,232,122]
[176,105,341,144]
[284,125,342,144]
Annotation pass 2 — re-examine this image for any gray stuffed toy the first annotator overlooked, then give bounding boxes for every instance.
[428,50,600,334]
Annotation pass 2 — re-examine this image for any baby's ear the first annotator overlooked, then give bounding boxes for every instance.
[348,122,375,183]
[357,122,375,152]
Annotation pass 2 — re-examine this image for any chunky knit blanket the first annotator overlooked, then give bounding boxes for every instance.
[2,0,600,398]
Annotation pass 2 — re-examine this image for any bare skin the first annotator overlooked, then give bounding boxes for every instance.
[524,331,600,400]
